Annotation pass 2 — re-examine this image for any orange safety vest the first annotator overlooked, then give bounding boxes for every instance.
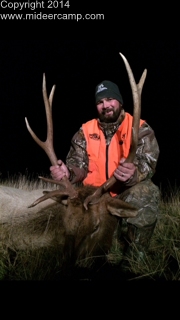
[82,112,145,194]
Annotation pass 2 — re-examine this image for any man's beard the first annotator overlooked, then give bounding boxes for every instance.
[98,107,121,123]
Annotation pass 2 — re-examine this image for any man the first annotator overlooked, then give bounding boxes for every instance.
[50,80,160,269]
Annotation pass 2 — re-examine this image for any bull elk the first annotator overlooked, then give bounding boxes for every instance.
[23,52,147,265]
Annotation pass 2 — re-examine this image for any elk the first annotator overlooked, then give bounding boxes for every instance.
[0,53,147,270]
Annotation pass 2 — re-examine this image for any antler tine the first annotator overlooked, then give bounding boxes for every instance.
[127,68,147,163]
[25,74,78,205]
[120,52,147,97]
[138,69,147,95]
[119,53,147,162]
[44,73,55,111]
[119,52,139,106]
[42,73,55,152]
[38,176,78,197]
[28,189,70,208]
[83,53,147,209]
[25,73,57,166]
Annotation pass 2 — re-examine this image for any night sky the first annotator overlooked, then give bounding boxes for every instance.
[0,39,180,193]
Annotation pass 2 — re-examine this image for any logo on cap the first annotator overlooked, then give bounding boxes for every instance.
[96,84,107,94]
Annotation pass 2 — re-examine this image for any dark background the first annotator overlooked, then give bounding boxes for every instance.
[0,39,179,193]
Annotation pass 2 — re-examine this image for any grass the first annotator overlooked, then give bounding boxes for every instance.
[0,172,55,191]
[1,174,180,281]
[115,187,180,281]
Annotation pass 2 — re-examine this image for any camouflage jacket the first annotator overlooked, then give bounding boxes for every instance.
[66,109,160,188]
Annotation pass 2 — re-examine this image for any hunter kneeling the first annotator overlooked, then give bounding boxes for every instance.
[50,55,160,270]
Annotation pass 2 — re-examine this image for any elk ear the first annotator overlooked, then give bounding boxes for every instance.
[107,198,138,218]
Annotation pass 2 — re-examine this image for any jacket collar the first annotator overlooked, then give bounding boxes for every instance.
[98,108,125,136]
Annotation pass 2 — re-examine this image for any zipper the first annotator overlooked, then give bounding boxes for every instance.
[105,144,109,179]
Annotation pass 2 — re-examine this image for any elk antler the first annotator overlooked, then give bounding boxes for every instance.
[25,73,78,206]
[83,53,147,210]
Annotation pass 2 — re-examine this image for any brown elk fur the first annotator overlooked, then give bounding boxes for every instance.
[0,184,137,265]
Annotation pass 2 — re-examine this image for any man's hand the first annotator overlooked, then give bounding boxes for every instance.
[50,159,70,180]
[114,158,136,182]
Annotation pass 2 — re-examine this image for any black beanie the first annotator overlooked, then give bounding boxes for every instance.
[95,80,123,105]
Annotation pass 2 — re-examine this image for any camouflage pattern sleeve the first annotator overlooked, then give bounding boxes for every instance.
[66,127,89,184]
[125,122,160,187]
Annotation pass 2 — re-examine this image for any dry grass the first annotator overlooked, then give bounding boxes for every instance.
[0,172,55,191]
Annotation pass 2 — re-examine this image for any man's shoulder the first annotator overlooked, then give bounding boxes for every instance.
[139,121,156,138]
[81,119,99,136]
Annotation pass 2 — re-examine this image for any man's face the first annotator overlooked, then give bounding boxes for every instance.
[96,97,122,123]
